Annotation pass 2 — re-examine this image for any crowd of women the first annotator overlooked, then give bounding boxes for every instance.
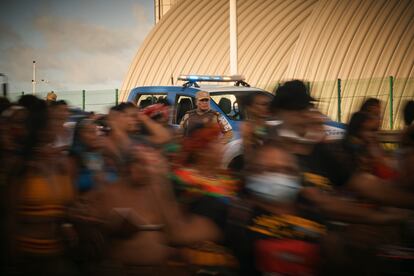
[0,79,414,276]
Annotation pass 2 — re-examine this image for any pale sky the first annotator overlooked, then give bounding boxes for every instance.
[0,0,154,95]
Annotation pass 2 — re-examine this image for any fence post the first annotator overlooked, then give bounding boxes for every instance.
[337,78,342,123]
[389,76,394,130]
[82,90,86,111]
[115,89,119,105]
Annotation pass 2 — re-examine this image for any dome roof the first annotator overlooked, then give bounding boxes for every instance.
[121,0,414,129]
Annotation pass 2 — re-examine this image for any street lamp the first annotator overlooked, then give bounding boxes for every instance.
[32,61,52,95]
[32,60,36,95]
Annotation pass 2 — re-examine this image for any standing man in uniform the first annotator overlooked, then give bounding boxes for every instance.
[180,91,233,140]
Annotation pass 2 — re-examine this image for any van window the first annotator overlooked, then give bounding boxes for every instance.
[175,95,195,124]
[210,94,238,119]
[136,94,167,109]
[211,91,272,121]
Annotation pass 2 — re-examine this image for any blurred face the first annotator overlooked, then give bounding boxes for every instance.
[305,110,326,143]
[360,118,378,144]
[368,105,381,117]
[278,108,313,137]
[124,107,139,133]
[251,147,299,176]
[368,105,382,130]
[80,123,104,149]
[49,105,69,133]
[249,95,270,119]
[197,98,210,112]
[361,102,382,130]
[247,146,301,204]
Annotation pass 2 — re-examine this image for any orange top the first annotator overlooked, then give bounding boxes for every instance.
[15,173,75,255]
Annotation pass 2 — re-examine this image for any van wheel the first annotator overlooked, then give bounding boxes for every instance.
[227,155,244,172]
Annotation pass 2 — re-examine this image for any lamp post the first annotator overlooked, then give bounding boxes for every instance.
[229,0,238,75]
[32,61,52,96]
[32,60,36,95]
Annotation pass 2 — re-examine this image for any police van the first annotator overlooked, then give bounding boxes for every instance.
[127,75,273,168]
[127,75,345,169]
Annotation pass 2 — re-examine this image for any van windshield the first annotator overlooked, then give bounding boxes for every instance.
[210,91,273,121]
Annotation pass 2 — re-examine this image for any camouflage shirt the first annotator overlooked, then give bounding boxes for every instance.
[180,109,232,137]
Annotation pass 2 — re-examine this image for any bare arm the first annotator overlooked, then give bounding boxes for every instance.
[149,173,222,244]
[138,146,221,244]
[240,121,254,159]
[347,173,414,209]
[179,113,189,137]
[301,187,409,224]
[107,111,132,153]
[138,112,172,144]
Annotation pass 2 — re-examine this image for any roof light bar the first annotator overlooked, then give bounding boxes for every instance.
[178,74,245,83]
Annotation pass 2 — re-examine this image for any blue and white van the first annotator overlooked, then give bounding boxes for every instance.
[127,75,346,168]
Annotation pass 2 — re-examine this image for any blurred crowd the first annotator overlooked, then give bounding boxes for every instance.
[0,80,414,276]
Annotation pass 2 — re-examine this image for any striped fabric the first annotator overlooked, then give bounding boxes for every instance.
[15,236,64,255]
[181,241,238,268]
[15,174,75,255]
[172,168,239,199]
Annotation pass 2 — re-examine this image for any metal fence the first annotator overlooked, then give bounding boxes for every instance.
[269,76,413,130]
[7,76,414,130]
[307,76,413,130]
[8,89,126,114]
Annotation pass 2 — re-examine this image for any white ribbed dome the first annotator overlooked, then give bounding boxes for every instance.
[121,0,414,129]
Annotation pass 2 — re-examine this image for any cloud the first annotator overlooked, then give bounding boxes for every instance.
[0,25,65,86]
[54,52,129,84]
[132,3,153,25]
[34,16,145,53]
[0,24,23,46]
[0,7,153,92]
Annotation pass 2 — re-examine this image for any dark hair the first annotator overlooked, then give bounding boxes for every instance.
[270,80,314,112]
[110,102,135,112]
[403,100,414,126]
[401,125,414,148]
[70,119,96,156]
[17,95,49,158]
[339,111,375,177]
[118,102,136,112]
[346,111,372,140]
[359,98,380,113]
[0,97,11,114]
[109,104,118,112]
[95,115,111,134]
[49,100,68,107]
